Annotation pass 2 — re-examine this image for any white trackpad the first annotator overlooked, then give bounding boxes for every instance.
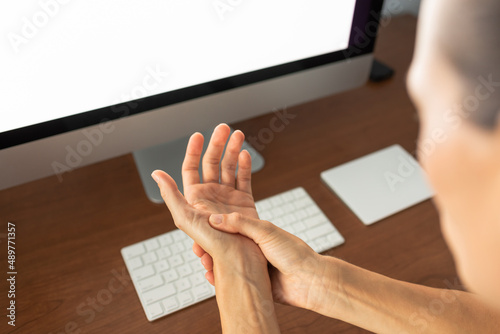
[320,144,434,225]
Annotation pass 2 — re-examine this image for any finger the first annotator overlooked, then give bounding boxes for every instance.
[208,212,275,246]
[205,271,215,286]
[236,150,252,194]
[182,133,204,189]
[202,124,231,183]
[192,242,206,258]
[201,253,213,271]
[220,130,245,187]
[152,170,192,229]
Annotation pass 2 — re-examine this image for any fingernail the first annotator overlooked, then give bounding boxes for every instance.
[151,172,160,184]
[210,214,223,225]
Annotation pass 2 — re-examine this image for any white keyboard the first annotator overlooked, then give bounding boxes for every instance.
[121,187,344,321]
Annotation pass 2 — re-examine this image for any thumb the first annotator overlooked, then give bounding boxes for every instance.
[152,170,191,228]
[208,212,277,246]
[152,170,218,255]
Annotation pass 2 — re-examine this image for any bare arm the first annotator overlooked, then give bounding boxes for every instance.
[316,256,500,333]
[215,258,280,333]
[208,213,500,333]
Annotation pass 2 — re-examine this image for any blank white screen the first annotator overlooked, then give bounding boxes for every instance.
[0,0,356,133]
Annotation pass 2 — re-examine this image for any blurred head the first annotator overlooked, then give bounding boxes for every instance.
[407,0,500,305]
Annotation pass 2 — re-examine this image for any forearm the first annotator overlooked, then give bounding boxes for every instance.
[214,261,280,334]
[312,257,500,333]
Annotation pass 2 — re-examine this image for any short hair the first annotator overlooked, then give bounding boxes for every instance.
[437,0,500,130]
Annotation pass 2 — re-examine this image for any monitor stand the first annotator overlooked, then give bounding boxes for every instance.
[133,127,265,203]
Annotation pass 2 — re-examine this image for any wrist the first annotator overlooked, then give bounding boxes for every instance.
[213,255,279,333]
[214,249,269,280]
[213,250,272,307]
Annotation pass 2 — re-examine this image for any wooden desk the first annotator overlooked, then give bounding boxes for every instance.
[0,16,461,334]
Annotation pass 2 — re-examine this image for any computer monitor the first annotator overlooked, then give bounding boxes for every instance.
[0,0,383,191]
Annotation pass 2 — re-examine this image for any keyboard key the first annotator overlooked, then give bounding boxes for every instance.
[143,284,176,304]
[313,236,331,253]
[295,209,308,220]
[303,214,326,229]
[162,297,179,313]
[147,303,163,318]
[127,257,143,270]
[190,260,202,272]
[168,255,183,268]
[156,248,171,260]
[170,243,184,255]
[182,251,197,262]
[283,213,297,224]
[270,196,283,207]
[145,239,160,252]
[294,198,312,209]
[159,234,173,246]
[154,260,169,273]
[173,230,188,242]
[183,239,193,250]
[282,225,295,234]
[306,223,336,241]
[259,210,273,221]
[271,207,285,217]
[281,203,295,213]
[194,283,212,300]
[281,191,295,202]
[164,269,179,283]
[296,232,307,242]
[178,291,194,306]
[292,188,306,199]
[254,202,261,211]
[306,205,321,216]
[292,221,306,233]
[273,218,286,229]
[175,279,191,292]
[327,232,345,246]
[133,265,155,281]
[259,200,272,211]
[122,244,145,259]
[138,275,163,292]
[189,273,205,286]
[309,240,322,253]
[142,252,158,265]
[177,264,193,277]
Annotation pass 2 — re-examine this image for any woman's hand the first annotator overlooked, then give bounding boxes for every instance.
[205,212,336,313]
[151,123,263,274]
[181,124,259,219]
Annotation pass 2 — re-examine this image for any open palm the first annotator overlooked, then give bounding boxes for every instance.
[178,124,261,283]
[181,125,259,219]
[184,183,258,219]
